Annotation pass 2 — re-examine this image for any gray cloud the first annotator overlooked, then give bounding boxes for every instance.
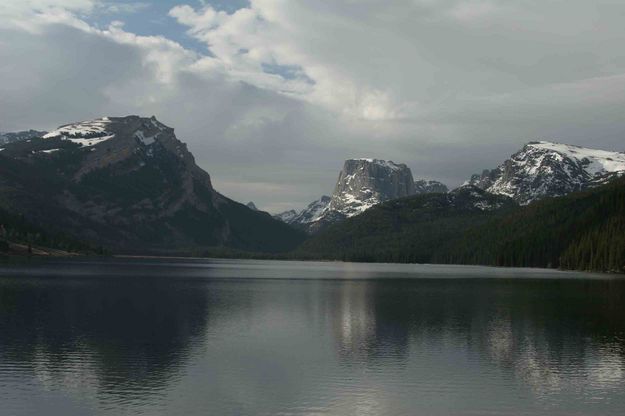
[1,1,625,212]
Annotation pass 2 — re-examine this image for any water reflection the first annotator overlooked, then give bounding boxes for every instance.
[0,259,624,415]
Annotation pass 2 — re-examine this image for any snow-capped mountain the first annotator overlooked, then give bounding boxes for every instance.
[0,115,304,252]
[0,129,47,145]
[415,179,448,194]
[328,159,416,217]
[467,141,625,205]
[274,196,332,232]
[277,159,427,233]
[274,209,298,223]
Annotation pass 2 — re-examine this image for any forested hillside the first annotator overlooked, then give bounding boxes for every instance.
[297,186,517,263]
[441,177,625,272]
[299,178,625,273]
[0,207,97,255]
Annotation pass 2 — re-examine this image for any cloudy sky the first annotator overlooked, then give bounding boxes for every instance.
[2,0,625,212]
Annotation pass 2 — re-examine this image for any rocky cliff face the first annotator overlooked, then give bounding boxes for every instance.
[276,159,421,233]
[0,116,304,252]
[467,141,625,205]
[327,159,416,217]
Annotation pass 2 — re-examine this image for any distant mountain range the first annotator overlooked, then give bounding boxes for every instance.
[0,116,305,253]
[275,140,625,234]
[1,116,623,272]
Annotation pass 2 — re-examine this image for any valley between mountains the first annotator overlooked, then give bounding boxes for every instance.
[0,116,623,272]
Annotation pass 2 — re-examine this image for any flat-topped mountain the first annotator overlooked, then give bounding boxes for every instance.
[328,158,416,217]
[0,116,305,252]
[467,141,625,205]
[276,159,448,233]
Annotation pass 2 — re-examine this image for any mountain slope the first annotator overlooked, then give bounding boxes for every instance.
[468,141,625,204]
[0,116,305,253]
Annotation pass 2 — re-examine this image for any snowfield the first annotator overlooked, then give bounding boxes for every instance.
[43,118,115,147]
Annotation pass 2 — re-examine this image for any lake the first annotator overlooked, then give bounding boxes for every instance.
[1,258,624,415]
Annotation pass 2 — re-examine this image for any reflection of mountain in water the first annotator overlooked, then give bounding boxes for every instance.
[330,280,411,364]
[328,278,625,393]
[0,274,212,400]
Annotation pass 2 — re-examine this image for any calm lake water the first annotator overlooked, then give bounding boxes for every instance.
[1,258,624,416]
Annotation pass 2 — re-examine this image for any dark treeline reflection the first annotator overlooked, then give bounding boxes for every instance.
[0,274,214,396]
[1,259,625,415]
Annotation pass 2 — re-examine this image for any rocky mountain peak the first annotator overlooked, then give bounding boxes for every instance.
[40,115,208,185]
[327,158,415,217]
[276,159,421,233]
[467,141,625,205]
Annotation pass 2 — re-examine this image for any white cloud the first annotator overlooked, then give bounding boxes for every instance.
[2,0,625,211]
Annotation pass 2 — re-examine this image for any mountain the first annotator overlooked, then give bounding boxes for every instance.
[274,209,298,223]
[0,129,47,145]
[274,195,332,233]
[277,159,420,233]
[327,158,416,216]
[467,141,625,205]
[246,201,258,211]
[298,177,625,272]
[298,185,517,262]
[414,179,448,194]
[0,116,305,253]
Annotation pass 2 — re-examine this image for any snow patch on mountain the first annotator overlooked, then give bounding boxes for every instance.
[43,118,115,147]
[528,141,625,175]
[134,130,158,145]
